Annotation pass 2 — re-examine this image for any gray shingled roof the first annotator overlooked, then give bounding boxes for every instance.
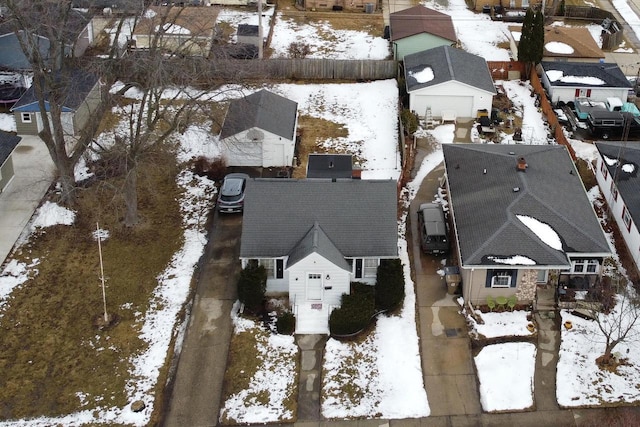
[540,61,632,88]
[443,144,610,267]
[240,179,398,259]
[596,141,640,226]
[306,154,353,179]
[287,222,352,270]
[404,46,496,94]
[0,131,20,166]
[219,89,298,141]
[389,5,456,43]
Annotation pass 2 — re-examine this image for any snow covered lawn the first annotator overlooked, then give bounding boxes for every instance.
[467,310,536,339]
[557,308,640,407]
[475,342,537,412]
[219,304,299,425]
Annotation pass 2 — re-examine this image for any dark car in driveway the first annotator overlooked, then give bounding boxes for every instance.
[418,203,449,255]
[217,173,250,213]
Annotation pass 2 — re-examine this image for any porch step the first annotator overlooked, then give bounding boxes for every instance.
[295,303,330,335]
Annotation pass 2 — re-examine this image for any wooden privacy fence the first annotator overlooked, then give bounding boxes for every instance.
[487,61,526,80]
[563,6,622,50]
[529,68,577,160]
[205,58,397,81]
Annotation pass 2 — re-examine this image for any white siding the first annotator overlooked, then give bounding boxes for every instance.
[596,156,640,270]
[287,252,350,307]
[220,127,295,167]
[409,80,493,119]
[545,85,630,104]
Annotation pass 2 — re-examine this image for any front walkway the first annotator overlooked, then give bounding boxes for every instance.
[0,135,54,266]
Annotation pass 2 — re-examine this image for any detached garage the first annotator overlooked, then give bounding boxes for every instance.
[404,46,496,120]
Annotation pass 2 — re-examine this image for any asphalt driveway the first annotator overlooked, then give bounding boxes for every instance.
[162,212,242,427]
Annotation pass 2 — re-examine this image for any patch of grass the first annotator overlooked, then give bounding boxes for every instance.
[222,327,261,398]
[220,322,299,424]
[293,115,350,178]
[279,11,384,37]
[0,148,185,420]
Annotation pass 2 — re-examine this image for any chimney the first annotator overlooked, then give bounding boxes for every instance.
[516,156,527,172]
[352,162,362,180]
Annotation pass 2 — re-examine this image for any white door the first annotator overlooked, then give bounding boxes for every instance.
[306,273,323,301]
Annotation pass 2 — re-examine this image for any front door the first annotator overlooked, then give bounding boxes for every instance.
[306,273,322,301]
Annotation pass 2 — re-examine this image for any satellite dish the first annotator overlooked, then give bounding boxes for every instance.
[247,129,264,141]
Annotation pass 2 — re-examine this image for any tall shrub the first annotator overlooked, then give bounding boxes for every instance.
[329,283,375,336]
[375,259,405,311]
[237,263,267,314]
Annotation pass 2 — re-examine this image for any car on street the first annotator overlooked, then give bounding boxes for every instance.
[418,202,449,255]
[217,173,250,213]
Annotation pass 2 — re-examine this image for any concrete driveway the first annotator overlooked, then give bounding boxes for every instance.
[0,135,54,265]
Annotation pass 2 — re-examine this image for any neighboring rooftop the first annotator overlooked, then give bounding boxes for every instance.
[220,89,298,141]
[134,6,219,38]
[404,45,496,94]
[0,131,20,166]
[389,5,456,43]
[240,179,398,258]
[443,144,610,267]
[11,69,98,112]
[596,141,640,224]
[540,61,631,88]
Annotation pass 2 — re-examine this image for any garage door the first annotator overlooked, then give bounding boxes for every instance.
[414,95,474,119]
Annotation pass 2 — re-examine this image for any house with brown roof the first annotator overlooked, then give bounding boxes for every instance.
[133,6,219,57]
[509,25,604,63]
[390,5,457,60]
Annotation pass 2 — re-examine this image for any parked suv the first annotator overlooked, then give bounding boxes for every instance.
[418,203,449,255]
[218,173,250,213]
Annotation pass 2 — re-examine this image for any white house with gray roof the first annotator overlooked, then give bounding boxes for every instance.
[219,89,298,168]
[404,45,496,120]
[443,144,610,306]
[240,178,398,334]
[539,61,632,103]
[595,142,640,274]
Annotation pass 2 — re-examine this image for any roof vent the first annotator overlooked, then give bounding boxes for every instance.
[513,187,520,192]
[483,168,487,174]
[516,156,527,172]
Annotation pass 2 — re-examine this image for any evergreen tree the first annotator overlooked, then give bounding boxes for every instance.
[518,8,535,63]
[532,10,545,64]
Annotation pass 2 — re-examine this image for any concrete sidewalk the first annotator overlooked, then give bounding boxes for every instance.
[0,135,54,265]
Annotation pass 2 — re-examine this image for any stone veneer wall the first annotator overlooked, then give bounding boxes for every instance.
[516,269,538,302]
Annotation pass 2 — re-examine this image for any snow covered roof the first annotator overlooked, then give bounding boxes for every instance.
[404,46,496,94]
[540,61,631,89]
[389,5,457,43]
[443,144,611,267]
[542,26,603,59]
[596,141,640,225]
[240,179,398,258]
[219,89,298,141]
[134,6,219,38]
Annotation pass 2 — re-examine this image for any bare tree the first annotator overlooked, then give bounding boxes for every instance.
[586,275,640,366]
[94,5,230,226]
[3,0,93,204]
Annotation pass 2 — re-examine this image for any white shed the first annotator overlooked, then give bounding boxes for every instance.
[219,90,298,168]
[404,46,496,120]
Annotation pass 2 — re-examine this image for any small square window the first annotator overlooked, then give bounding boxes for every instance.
[21,113,31,123]
[491,271,512,288]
